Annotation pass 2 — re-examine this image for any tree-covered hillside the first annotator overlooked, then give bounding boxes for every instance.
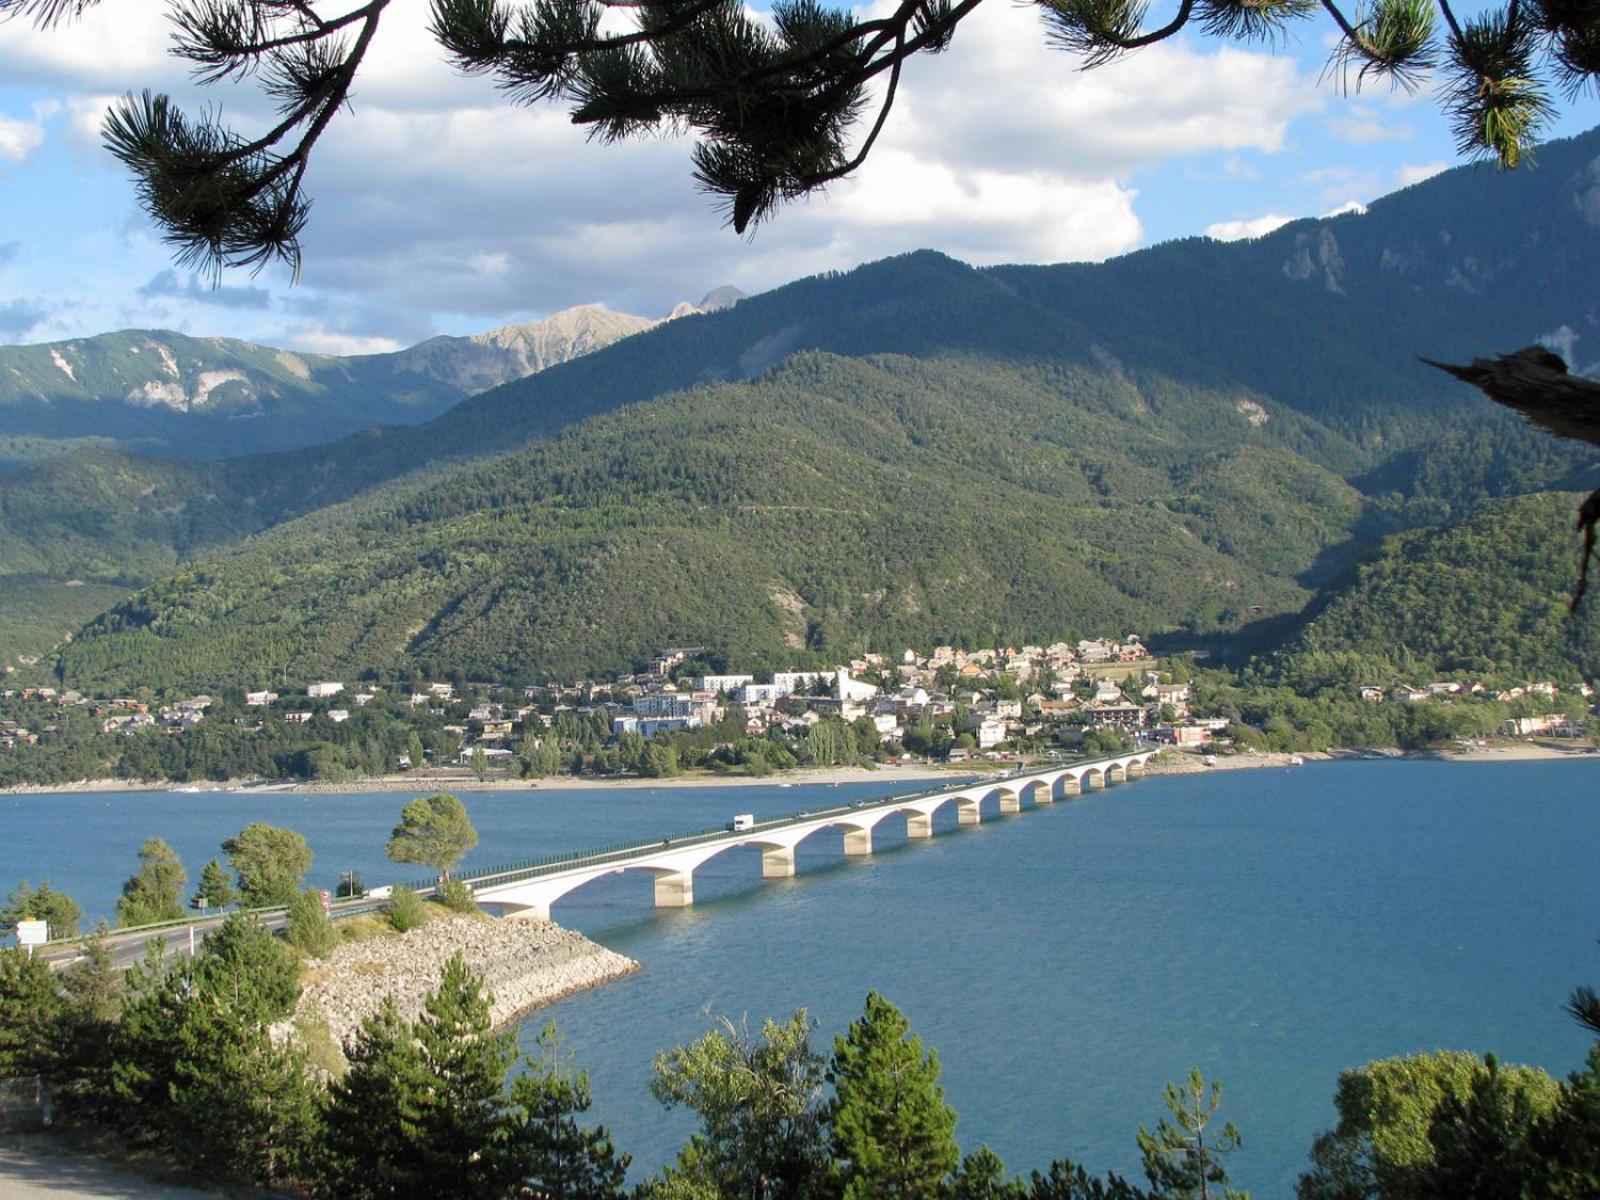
[57,352,1373,691]
[1287,493,1600,682]
[9,128,1600,684]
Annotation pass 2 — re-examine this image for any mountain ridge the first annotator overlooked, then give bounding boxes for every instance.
[7,129,1600,682]
[0,290,745,466]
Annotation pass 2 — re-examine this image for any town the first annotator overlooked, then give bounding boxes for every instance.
[2,636,1594,786]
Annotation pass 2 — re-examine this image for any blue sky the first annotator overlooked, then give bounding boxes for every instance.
[1,0,1596,352]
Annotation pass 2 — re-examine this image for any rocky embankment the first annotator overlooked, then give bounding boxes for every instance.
[296,915,638,1053]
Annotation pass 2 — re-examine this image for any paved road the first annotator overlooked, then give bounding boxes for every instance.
[0,1143,222,1200]
[36,897,383,973]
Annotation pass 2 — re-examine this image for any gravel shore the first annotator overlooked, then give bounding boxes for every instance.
[296,913,639,1056]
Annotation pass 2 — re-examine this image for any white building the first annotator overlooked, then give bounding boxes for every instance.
[836,669,879,704]
[307,681,345,698]
[694,674,755,694]
[976,717,1008,749]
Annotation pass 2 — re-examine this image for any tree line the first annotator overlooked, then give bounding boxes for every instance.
[2,919,1597,1199]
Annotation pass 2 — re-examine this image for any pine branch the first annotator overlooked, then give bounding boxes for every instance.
[1423,347,1600,610]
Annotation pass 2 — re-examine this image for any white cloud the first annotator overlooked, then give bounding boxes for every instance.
[0,116,45,165]
[1326,105,1413,145]
[63,94,118,147]
[1322,200,1367,217]
[0,0,1336,343]
[1396,160,1449,188]
[876,5,1322,179]
[286,328,406,356]
[1206,213,1294,242]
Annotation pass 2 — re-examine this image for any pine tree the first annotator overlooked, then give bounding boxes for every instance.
[286,888,338,957]
[3,877,83,940]
[1421,1053,1545,1199]
[320,997,433,1199]
[318,953,525,1199]
[223,823,314,908]
[57,925,125,1119]
[106,939,186,1138]
[386,793,479,880]
[650,1010,832,1200]
[0,945,65,1080]
[116,837,188,927]
[1136,1068,1245,1200]
[507,1022,630,1199]
[165,977,320,1185]
[192,857,236,911]
[412,952,521,1194]
[827,990,960,1199]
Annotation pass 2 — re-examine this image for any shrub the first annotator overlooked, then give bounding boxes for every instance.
[387,885,426,933]
[436,878,478,913]
[286,889,336,958]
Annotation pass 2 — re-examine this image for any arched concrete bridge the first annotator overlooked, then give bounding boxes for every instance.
[462,747,1160,921]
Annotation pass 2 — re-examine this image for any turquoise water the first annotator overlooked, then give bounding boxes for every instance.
[3,761,1597,1194]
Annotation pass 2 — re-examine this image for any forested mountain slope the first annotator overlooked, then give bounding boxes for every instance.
[57,352,1369,690]
[1284,492,1600,682]
[9,127,1600,682]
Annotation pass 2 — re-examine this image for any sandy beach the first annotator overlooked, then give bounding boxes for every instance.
[3,742,1592,797]
[1,761,964,796]
[1141,740,1596,775]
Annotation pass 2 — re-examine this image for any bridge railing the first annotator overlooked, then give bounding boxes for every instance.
[461,745,1154,894]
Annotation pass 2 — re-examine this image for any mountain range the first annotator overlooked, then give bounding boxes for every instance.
[5,127,1600,688]
[0,289,745,467]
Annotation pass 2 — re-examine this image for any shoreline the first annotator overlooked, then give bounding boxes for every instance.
[2,742,1593,797]
[1144,741,1596,775]
[296,913,640,1061]
[0,761,966,797]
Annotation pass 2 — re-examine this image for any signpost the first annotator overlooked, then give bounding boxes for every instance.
[14,918,48,957]
[319,889,332,912]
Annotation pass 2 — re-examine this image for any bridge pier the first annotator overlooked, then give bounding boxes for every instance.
[1031,784,1054,805]
[762,846,796,878]
[1061,777,1081,796]
[654,871,694,908]
[1087,773,1105,790]
[843,827,873,856]
[999,791,1021,814]
[1108,764,1125,784]
[906,812,934,839]
[957,798,981,825]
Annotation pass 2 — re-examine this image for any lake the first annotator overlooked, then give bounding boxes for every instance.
[3,759,1596,1194]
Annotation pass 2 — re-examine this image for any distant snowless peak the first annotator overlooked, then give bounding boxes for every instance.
[665,286,747,321]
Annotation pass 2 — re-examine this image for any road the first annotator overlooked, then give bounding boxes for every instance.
[35,896,385,973]
[0,1143,222,1200]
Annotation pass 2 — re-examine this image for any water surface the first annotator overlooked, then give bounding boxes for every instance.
[4,761,1595,1194]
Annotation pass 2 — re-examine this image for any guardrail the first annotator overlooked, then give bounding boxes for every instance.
[459,747,1151,894]
[24,747,1151,949]
[30,895,395,952]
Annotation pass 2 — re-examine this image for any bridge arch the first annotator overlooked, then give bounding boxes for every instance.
[471,748,1161,921]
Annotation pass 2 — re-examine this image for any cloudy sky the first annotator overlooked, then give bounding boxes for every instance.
[0,0,1596,353]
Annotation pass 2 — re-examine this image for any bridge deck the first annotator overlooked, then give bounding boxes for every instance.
[459,747,1157,911]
